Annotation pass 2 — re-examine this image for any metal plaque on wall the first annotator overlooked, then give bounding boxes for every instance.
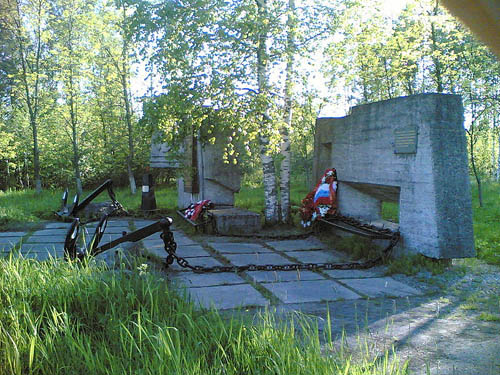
[394,126,418,154]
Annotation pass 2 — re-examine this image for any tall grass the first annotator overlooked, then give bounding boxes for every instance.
[0,187,178,230]
[0,257,408,375]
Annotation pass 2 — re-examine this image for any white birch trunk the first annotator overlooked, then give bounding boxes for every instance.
[256,0,278,224]
[497,130,500,182]
[279,0,295,224]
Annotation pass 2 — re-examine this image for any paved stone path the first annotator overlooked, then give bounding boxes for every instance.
[0,218,421,309]
[2,218,500,374]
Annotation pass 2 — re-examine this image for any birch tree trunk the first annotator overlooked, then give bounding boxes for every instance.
[256,0,278,224]
[12,0,44,193]
[120,4,136,195]
[497,130,500,182]
[279,0,295,224]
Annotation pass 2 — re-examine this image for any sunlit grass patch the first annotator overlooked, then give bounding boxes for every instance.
[0,257,410,375]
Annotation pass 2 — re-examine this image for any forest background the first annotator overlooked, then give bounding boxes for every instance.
[1,0,499,224]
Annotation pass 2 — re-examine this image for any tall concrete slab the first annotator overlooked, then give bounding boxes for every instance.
[313,93,474,259]
[178,135,241,208]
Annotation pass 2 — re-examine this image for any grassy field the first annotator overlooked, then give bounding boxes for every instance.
[0,257,409,374]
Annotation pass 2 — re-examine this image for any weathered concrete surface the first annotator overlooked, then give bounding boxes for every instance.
[178,135,241,208]
[262,280,361,303]
[0,231,26,237]
[339,277,422,298]
[314,94,474,259]
[208,242,273,254]
[224,253,292,266]
[210,208,262,235]
[187,284,269,309]
[266,238,326,251]
[284,250,344,263]
[172,272,246,287]
[247,270,325,283]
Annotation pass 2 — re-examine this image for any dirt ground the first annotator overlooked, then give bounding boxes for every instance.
[268,260,500,375]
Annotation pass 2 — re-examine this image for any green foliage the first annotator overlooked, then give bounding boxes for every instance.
[471,182,500,265]
[0,258,409,374]
[477,312,500,322]
[385,254,447,276]
[381,202,399,223]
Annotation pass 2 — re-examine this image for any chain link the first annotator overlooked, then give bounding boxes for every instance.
[161,215,400,274]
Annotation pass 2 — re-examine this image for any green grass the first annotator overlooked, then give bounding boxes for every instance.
[0,187,178,230]
[0,257,409,375]
[470,182,500,265]
[385,254,447,276]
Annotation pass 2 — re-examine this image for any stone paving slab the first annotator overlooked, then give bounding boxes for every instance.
[338,277,422,298]
[168,256,224,271]
[172,272,247,288]
[284,250,345,264]
[266,238,326,251]
[173,234,197,246]
[0,232,26,237]
[132,220,158,228]
[97,226,130,234]
[0,238,22,246]
[83,226,129,235]
[176,245,212,258]
[323,268,385,279]
[262,279,361,303]
[208,242,273,254]
[103,220,131,227]
[224,253,292,267]
[0,243,16,253]
[187,284,269,309]
[246,270,325,283]
[28,229,67,236]
[144,233,195,246]
[20,243,64,252]
[25,235,65,244]
[143,242,211,259]
[44,222,73,229]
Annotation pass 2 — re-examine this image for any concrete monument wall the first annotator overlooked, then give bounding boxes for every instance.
[178,135,241,208]
[313,93,475,259]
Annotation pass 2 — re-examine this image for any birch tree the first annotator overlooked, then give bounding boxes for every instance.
[3,0,52,193]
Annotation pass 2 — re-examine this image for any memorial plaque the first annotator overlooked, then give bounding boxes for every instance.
[394,126,418,154]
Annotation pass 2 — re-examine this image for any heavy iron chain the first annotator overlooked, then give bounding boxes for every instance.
[161,215,400,274]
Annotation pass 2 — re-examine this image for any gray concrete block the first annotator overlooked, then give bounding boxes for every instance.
[105,220,131,227]
[314,94,474,259]
[338,277,422,298]
[261,280,361,303]
[246,270,325,283]
[265,238,326,251]
[44,222,73,229]
[224,253,291,267]
[210,208,261,235]
[0,232,26,238]
[208,242,272,254]
[186,284,269,309]
[172,272,247,287]
[284,250,345,264]
[25,235,65,244]
[27,229,67,237]
[175,245,212,258]
[323,268,385,279]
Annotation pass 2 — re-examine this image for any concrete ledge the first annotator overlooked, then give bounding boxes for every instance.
[210,208,261,235]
